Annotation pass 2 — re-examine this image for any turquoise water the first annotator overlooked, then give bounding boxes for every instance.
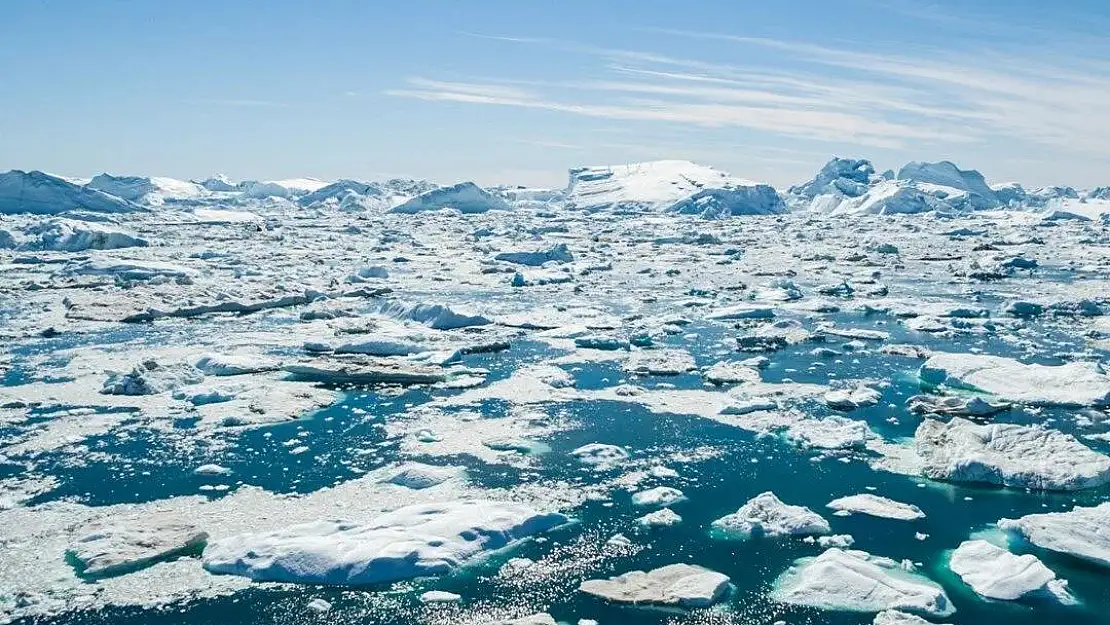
[7,310,1110,625]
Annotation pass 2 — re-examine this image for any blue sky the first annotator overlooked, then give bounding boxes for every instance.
[2,0,1109,189]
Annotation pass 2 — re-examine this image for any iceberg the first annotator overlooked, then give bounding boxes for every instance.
[570,443,629,468]
[67,523,208,579]
[914,417,1110,491]
[0,170,140,214]
[771,548,955,617]
[494,243,573,266]
[86,174,204,205]
[565,160,783,215]
[631,486,685,507]
[202,500,568,585]
[998,503,1110,568]
[16,218,149,251]
[390,182,509,214]
[896,161,999,209]
[920,352,1110,407]
[948,539,1065,601]
[710,491,830,540]
[579,563,731,608]
[826,494,925,521]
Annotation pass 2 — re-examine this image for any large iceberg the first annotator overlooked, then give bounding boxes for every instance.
[86,174,204,205]
[579,563,731,608]
[998,503,1110,568]
[710,491,830,540]
[914,417,1110,491]
[771,548,955,617]
[920,352,1110,407]
[896,161,999,209]
[0,170,139,214]
[948,539,1065,601]
[202,500,568,585]
[565,160,783,215]
[390,182,509,214]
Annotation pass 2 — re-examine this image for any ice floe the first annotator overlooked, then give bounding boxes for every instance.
[578,563,731,607]
[710,491,830,540]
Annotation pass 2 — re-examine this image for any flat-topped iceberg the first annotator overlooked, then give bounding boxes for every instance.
[579,563,731,608]
[998,503,1110,568]
[920,353,1110,407]
[827,494,925,521]
[771,548,955,617]
[202,500,568,585]
[67,523,208,579]
[914,417,1110,491]
[948,539,1067,601]
[711,491,830,540]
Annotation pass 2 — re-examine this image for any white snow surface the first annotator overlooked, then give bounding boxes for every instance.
[202,500,568,585]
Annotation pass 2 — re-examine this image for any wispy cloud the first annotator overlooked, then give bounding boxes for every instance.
[390,28,1110,179]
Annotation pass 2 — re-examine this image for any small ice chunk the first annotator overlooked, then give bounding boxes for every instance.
[382,463,463,489]
[637,508,682,528]
[631,487,685,507]
[193,464,231,476]
[419,590,462,603]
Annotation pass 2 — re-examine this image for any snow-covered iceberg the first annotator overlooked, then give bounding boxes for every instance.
[390,182,509,214]
[771,548,955,617]
[948,539,1067,602]
[86,174,204,205]
[565,160,783,215]
[920,352,1110,407]
[826,494,925,521]
[710,491,830,540]
[202,500,568,585]
[998,503,1110,568]
[0,170,140,214]
[67,523,208,579]
[579,563,731,608]
[914,417,1110,491]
